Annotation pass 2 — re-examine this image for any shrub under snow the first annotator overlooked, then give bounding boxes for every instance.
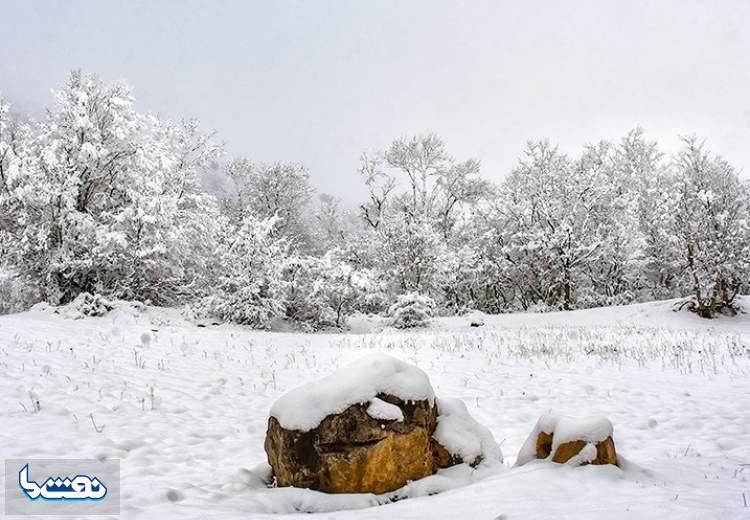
[283,249,381,330]
[388,292,435,329]
[0,268,41,315]
[64,292,115,318]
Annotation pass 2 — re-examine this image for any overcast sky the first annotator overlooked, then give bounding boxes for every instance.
[2,0,749,201]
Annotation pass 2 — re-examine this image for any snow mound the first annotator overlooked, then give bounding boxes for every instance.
[237,463,503,514]
[366,397,404,422]
[61,292,115,318]
[433,397,504,464]
[270,353,435,431]
[516,413,614,466]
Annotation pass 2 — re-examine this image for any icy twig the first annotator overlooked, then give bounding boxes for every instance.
[89,412,105,433]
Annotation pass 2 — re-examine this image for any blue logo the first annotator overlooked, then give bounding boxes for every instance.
[19,464,107,501]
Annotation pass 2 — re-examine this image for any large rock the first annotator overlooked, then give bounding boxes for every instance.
[265,394,437,494]
[515,414,618,467]
[264,354,502,494]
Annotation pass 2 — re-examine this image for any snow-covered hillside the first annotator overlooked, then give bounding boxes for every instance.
[1,299,749,519]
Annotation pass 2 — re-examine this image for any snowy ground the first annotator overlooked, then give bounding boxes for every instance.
[1,299,749,519]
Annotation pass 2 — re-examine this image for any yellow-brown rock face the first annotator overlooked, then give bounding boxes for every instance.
[323,426,434,494]
[535,430,554,459]
[550,436,617,464]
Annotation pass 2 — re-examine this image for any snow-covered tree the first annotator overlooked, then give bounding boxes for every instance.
[574,140,645,306]
[440,242,484,313]
[105,117,223,303]
[0,97,26,264]
[607,129,677,300]
[221,158,314,250]
[374,214,450,300]
[468,218,517,312]
[201,215,288,327]
[359,134,486,238]
[470,133,682,312]
[0,72,223,305]
[481,141,612,310]
[671,138,750,317]
[309,193,362,254]
[0,95,22,233]
[0,98,48,312]
[355,134,487,308]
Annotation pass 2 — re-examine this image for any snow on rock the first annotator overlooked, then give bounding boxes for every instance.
[270,353,435,431]
[516,413,616,466]
[366,397,404,422]
[550,415,613,447]
[564,442,599,466]
[433,397,503,465]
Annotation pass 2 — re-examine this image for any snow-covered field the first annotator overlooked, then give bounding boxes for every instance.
[1,299,749,519]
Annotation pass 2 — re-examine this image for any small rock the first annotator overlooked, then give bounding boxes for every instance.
[516,414,618,466]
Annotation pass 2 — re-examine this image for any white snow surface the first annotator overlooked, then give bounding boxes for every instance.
[433,397,503,464]
[516,414,614,466]
[1,297,750,519]
[270,353,434,431]
[366,397,404,422]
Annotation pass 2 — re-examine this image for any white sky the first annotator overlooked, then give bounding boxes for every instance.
[2,0,749,201]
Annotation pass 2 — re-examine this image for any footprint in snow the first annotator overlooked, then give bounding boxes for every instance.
[166,489,184,502]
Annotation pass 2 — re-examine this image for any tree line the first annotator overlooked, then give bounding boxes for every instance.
[1,72,748,324]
